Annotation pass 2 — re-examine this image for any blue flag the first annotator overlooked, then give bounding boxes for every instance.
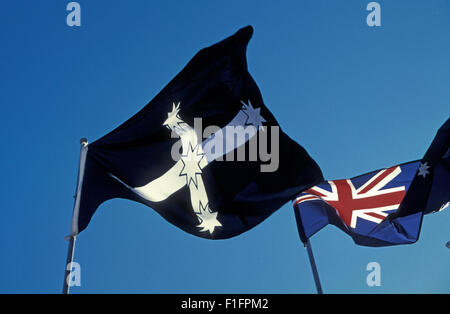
[293,119,449,247]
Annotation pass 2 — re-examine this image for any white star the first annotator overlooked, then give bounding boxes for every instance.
[163,102,184,132]
[241,100,266,131]
[180,143,204,188]
[418,162,430,178]
[196,203,222,235]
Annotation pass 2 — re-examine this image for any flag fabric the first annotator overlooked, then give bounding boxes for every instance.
[293,119,449,247]
[70,26,323,239]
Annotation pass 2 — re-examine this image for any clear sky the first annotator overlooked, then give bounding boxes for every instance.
[0,1,449,293]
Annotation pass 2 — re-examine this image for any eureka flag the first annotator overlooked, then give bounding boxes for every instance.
[70,26,323,239]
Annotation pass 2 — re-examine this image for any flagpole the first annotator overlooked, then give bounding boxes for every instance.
[63,235,76,294]
[63,138,88,294]
[305,239,323,294]
[292,204,324,294]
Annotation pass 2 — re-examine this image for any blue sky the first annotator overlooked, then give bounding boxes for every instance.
[0,1,449,293]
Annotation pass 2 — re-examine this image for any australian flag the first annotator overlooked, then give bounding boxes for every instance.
[70,26,323,239]
[293,119,449,247]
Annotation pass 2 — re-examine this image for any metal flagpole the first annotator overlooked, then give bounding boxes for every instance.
[63,235,76,294]
[63,138,88,294]
[292,204,324,294]
[305,239,323,294]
